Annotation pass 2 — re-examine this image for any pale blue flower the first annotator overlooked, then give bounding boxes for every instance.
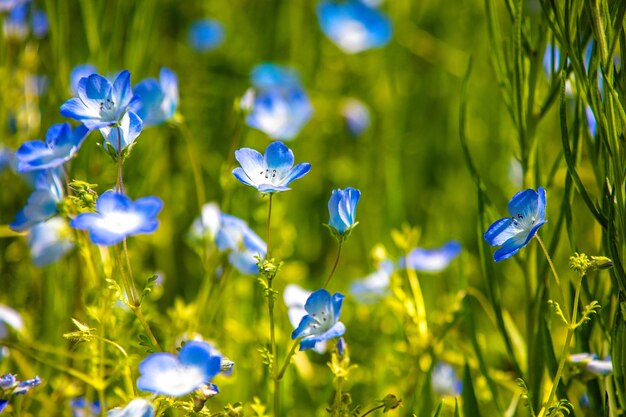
[99,111,143,152]
[70,64,98,95]
[137,341,222,397]
[484,187,547,261]
[317,0,392,54]
[107,399,153,417]
[431,362,462,396]
[0,0,26,12]
[350,260,394,302]
[188,19,224,52]
[233,141,311,193]
[328,187,361,235]
[28,217,74,267]
[292,289,346,351]
[284,284,327,353]
[403,241,461,273]
[15,123,89,171]
[10,169,63,232]
[2,1,27,39]
[13,376,41,394]
[0,306,23,338]
[70,397,102,417]
[71,191,162,246]
[341,98,370,136]
[586,105,597,137]
[131,68,179,127]
[30,7,46,37]
[586,357,612,376]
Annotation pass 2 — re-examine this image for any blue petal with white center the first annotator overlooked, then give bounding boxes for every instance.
[233,141,310,193]
[283,284,328,353]
[291,289,346,351]
[431,362,462,396]
[28,217,74,267]
[99,111,143,153]
[131,67,179,127]
[16,123,89,171]
[216,213,266,274]
[70,64,98,96]
[484,187,547,262]
[70,191,162,246]
[328,187,361,234]
[10,169,63,232]
[107,399,153,417]
[188,19,224,52]
[317,1,392,54]
[403,241,461,273]
[350,260,394,303]
[137,341,222,397]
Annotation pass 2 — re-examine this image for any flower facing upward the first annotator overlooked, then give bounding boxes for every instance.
[70,191,162,246]
[484,187,547,262]
[137,341,222,397]
[291,289,346,351]
[232,141,310,193]
[328,187,361,235]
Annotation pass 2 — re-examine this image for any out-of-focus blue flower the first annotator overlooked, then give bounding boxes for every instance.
[284,284,327,353]
[292,289,346,351]
[0,147,13,172]
[16,123,89,172]
[245,63,313,140]
[10,169,63,232]
[568,353,596,363]
[188,19,224,52]
[341,98,370,136]
[328,187,361,235]
[70,64,98,96]
[586,105,597,137]
[70,397,102,417]
[542,44,562,76]
[107,399,153,417]
[28,217,74,267]
[137,341,222,397]
[13,376,41,394]
[233,141,311,193]
[431,362,462,396]
[60,70,139,130]
[317,0,392,54]
[579,392,589,408]
[0,306,23,338]
[99,111,143,153]
[30,8,46,37]
[131,68,179,127]
[484,187,547,262]
[586,357,612,376]
[2,1,27,39]
[0,399,7,413]
[0,0,26,12]
[71,191,162,246]
[350,260,394,302]
[402,241,461,273]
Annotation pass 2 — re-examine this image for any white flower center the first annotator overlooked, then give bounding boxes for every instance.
[98,211,142,235]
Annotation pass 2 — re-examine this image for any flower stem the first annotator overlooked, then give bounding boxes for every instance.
[536,235,570,321]
[323,239,344,288]
[275,339,300,381]
[176,121,206,212]
[266,194,273,259]
[360,404,385,417]
[115,125,125,194]
[406,266,428,340]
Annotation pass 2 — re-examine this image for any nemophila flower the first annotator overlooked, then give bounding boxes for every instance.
[107,399,153,417]
[28,217,74,266]
[402,241,461,273]
[431,362,462,396]
[13,376,41,394]
[586,357,612,376]
[233,141,311,193]
[291,289,346,351]
[137,341,222,397]
[70,397,102,417]
[188,19,224,52]
[0,305,23,338]
[99,111,143,153]
[328,187,361,235]
[16,123,89,172]
[10,169,63,232]
[284,284,327,353]
[60,70,139,130]
[0,0,26,12]
[71,191,162,246]
[317,0,392,54]
[350,260,394,303]
[30,7,46,37]
[484,187,547,262]
[70,64,97,95]
[341,98,370,137]
[131,68,179,127]
[245,63,313,140]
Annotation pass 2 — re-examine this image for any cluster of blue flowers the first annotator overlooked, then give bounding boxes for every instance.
[0,373,41,413]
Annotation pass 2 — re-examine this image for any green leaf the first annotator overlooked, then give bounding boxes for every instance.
[461,363,482,417]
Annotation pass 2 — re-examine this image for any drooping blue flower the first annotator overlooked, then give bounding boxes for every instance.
[28,217,74,267]
[328,187,361,235]
[70,191,162,246]
[317,0,392,54]
[107,399,153,417]
[402,241,462,273]
[291,289,346,351]
[10,169,63,232]
[15,123,89,171]
[341,98,370,136]
[0,305,23,338]
[350,260,394,302]
[70,397,102,417]
[60,70,139,130]
[188,19,224,52]
[70,64,98,95]
[484,187,547,262]
[284,284,327,354]
[137,341,222,397]
[233,141,311,193]
[245,63,313,140]
[431,362,462,396]
[131,68,179,127]
[99,111,143,152]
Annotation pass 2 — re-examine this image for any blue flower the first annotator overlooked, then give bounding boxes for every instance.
[0,305,23,338]
[542,44,562,76]
[188,19,224,52]
[30,8,47,38]
[131,68,179,127]
[403,241,461,273]
[99,111,143,153]
[233,141,310,193]
[70,191,162,246]
[0,0,26,12]
[60,70,139,130]
[431,362,462,396]
[15,123,89,171]
[586,357,612,376]
[0,374,16,389]
[10,170,63,232]
[284,284,327,353]
[586,105,597,137]
[107,399,153,417]
[317,1,392,54]
[245,63,313,140]
[70,64,98,95]
[350,260,394,303]
[28,217,74,267]
[70,397,102,417]
[0,399,6,413]
[137,341,222,397]
[341,98,370,136]
[484,187,547,262]
[328,187,361,235]
[291,289,346,351]
[13,376,41,394]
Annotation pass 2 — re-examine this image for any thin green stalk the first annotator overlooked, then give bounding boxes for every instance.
[176,121,206,212]
[275,339,300,380]
[116,126,125,194]
[360,404,385,417]
[536,235,570,321]
[323,239,344,288]
[132,305,162,352]
[266,194,273,259]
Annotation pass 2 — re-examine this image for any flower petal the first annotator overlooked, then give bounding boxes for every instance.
[96,191,132,214]
[234,148,265,185]
[304,289,332,315]
[484,217,518,246]
[507,188,538,218]
[179,341,222,382]
[264,141,294,179]
[282,162,311,186]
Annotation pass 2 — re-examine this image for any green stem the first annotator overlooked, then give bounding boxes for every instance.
[536,235,570,321]
[323,239,344,288]
[132,305,162,351]
[360,404,385,417]
[406,266,428,339]
[266,194,273,259]
[275,339,300,381]
[115,125,125,194]
[176,121,206,212]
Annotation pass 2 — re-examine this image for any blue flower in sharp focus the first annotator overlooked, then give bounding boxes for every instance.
[484,187,547,262]
[317,0,392,54]
[70,191,162,246]
[107,399,153,417]
[291,289,346,351]
[60,70,139,130]
[137,341,222,397]
[341,98,371,136]
[402,241,461,273]
[16,123,89,172]
[245,63,313,140]
[188,19,224,52]
[431,362,462,396]
[28,217,74,267]
[131,67,179,127]
[233,141,311,193]
[328,187,361,235]
[284,284,327,353]
[70,64,98,95]
[10,169,63,232]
